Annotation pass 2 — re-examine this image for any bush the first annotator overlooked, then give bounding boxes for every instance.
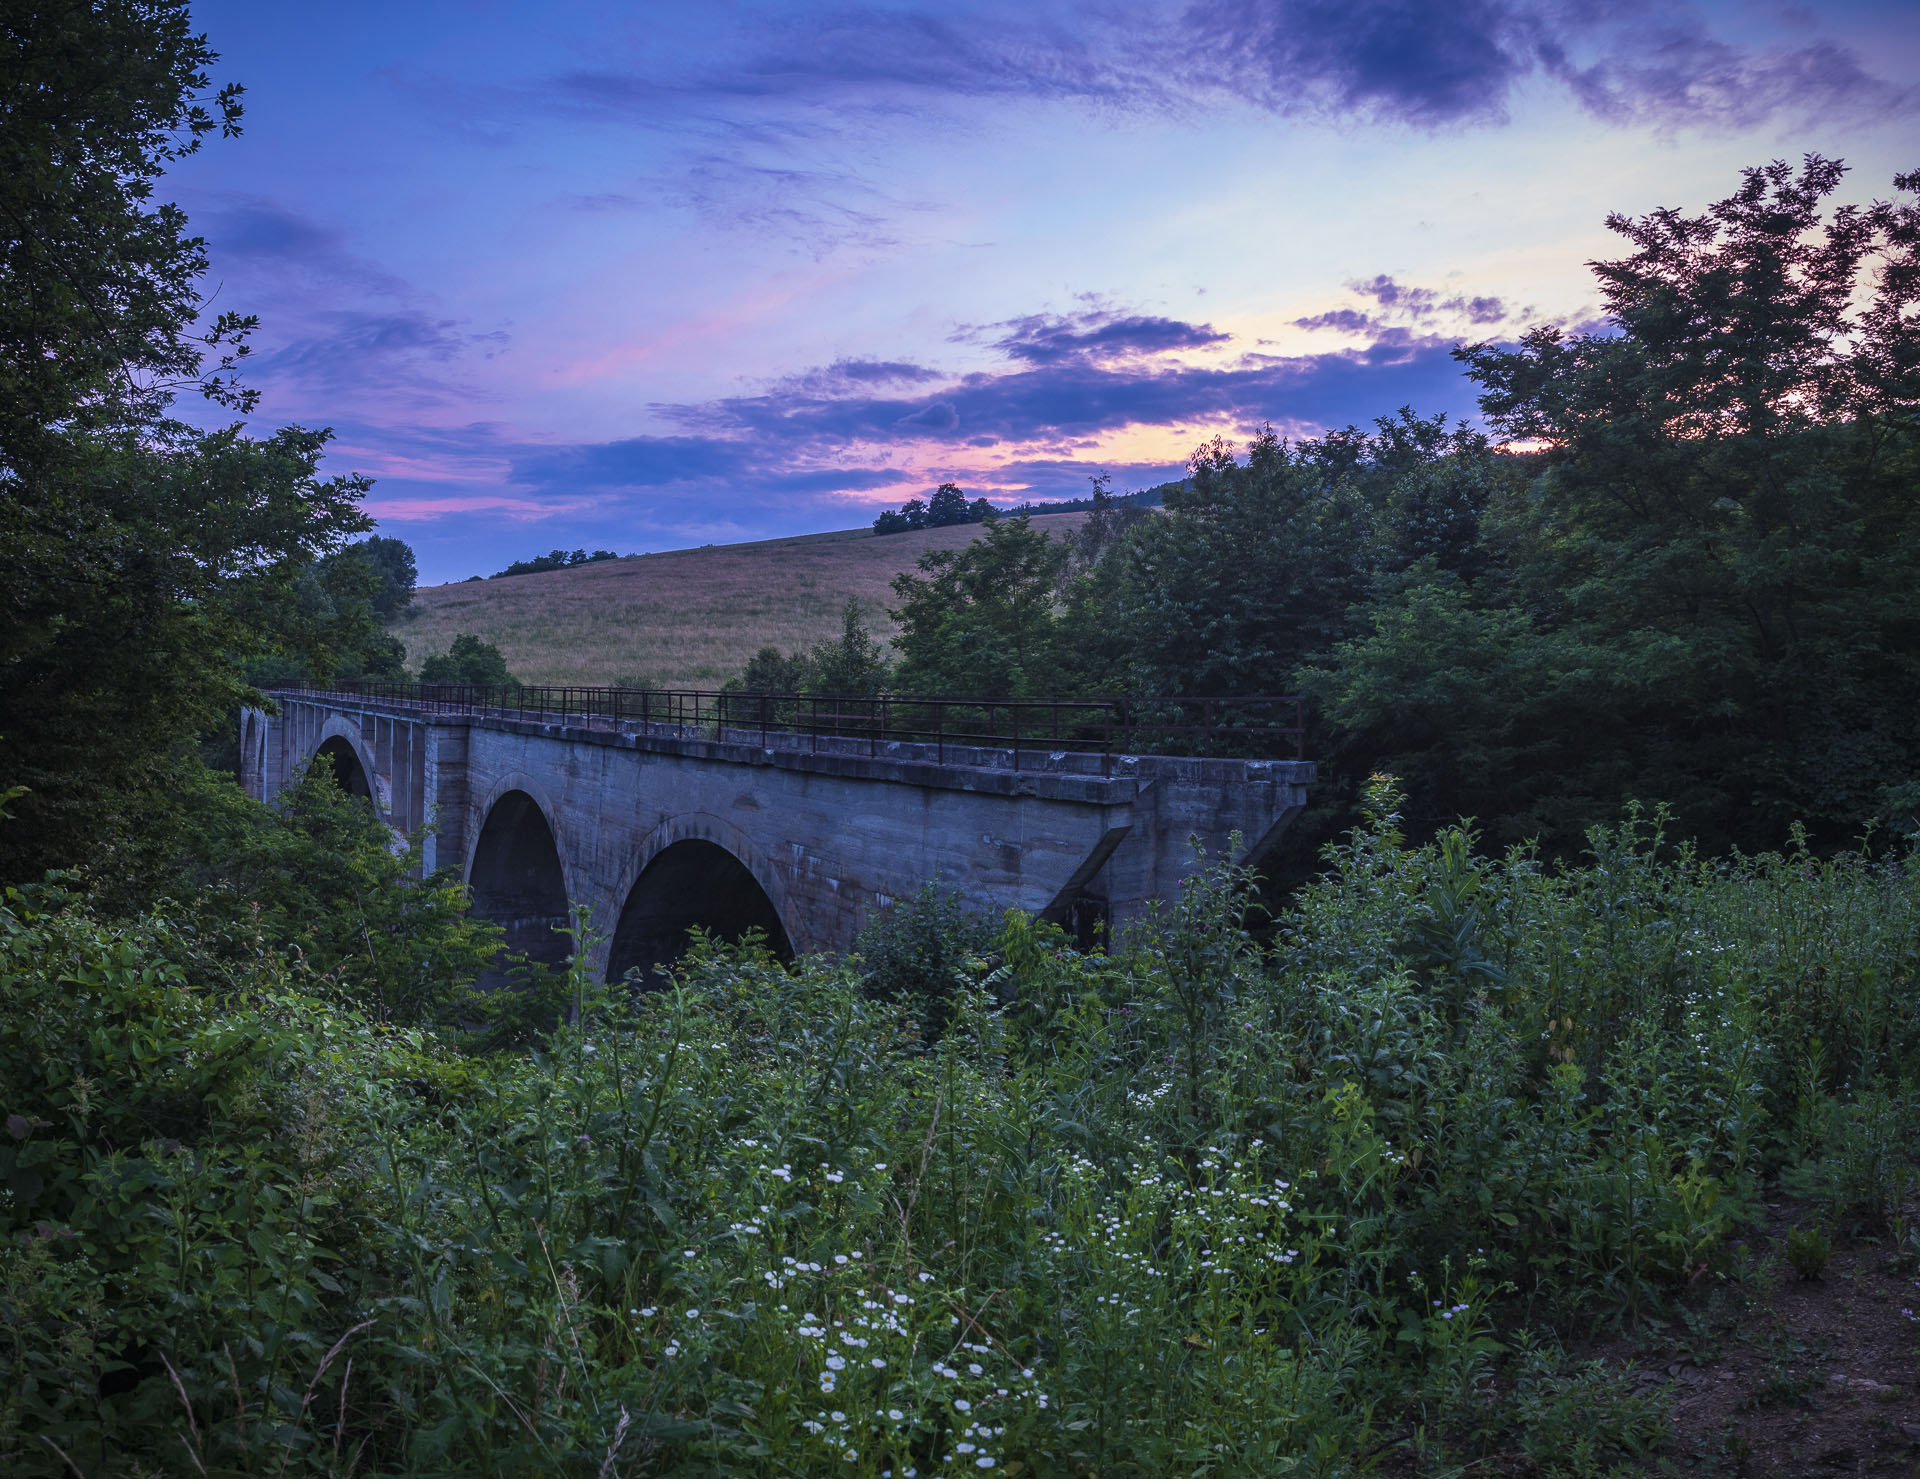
[418,632,519,686]
[853,880,994,1036]
[2,803,1915,1474]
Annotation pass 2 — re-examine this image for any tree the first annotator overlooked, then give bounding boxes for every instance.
[0,3,372,889]
[1095,425,1384,697]
[724,601,891,697]
[419,635,519,687]
[1318,157,1920,851]
[493,548,619,577]
[731,646,810,694]
[1069,472,1150,572]
[890,515,1069,695]
[171,758,502,1026]
[346,535,418,620]
[925,482,971,527]
[808,600,890,696]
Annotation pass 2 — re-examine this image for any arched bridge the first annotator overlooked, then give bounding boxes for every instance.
[241,685,1314,984]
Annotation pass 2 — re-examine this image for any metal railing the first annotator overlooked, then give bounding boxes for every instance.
[270,681,1305,771]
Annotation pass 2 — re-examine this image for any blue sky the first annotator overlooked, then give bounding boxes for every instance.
[172,0,1919,582]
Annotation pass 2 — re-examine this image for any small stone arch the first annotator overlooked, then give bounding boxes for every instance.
[606,814,796,986]
[467,786,573,990]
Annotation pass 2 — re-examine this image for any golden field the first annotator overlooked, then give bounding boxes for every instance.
[392,513,1089,689]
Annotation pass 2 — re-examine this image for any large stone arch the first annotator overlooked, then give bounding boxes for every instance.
[467,781,574,990]
[310,717,381,811]
[606,813,797,987]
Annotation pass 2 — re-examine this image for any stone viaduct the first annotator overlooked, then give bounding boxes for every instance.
[240,689,1314,985]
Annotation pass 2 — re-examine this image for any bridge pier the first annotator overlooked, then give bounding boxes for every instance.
[242,692,1314,981]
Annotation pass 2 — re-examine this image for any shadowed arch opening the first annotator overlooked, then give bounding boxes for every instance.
[313,736,372,801]
[469,791,571,990]
[607,840,792,986]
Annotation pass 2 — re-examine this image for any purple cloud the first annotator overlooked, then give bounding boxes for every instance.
[1182,0,1913,130]
[980,310,1233,365]
[1293,308,1384,333]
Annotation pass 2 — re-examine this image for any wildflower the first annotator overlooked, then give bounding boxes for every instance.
[687,1308,700,1318]
[887,1408,904,1421]
[830,1411,846,1423]
[954,1398,971,1412]
[684,1249,697,1258]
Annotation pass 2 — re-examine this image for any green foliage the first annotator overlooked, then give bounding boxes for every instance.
[1318,158,1920,853]
[239,534,417,688]
[0,0,252,450]
[890,513,1070,695]
[1008,160,1920,862]
[733,644,812,694]
[1507,1353,1672,1478]
[2,807,1917,1474]
[418,632,520,686]
[168,758,503,1026]
[1785,1224,1831,1280]
[349,534,418,620]
[727,601,891,698]
[852,880,994,1035]
[0,425,372,889]
[872,482,996,533]
[493,547,621,577]
[0,2,374,889]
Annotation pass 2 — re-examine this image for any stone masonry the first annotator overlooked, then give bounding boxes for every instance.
[242,691,1315,982]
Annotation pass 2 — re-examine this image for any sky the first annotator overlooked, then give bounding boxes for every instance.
[171,0,1920,584]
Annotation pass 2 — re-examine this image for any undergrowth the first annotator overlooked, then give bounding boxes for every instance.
[2,781,1916,1476]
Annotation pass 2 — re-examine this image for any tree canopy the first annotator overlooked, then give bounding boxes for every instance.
[0,1,376,888]
[873,158,1920,858]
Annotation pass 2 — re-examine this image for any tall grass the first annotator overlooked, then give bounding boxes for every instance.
[2,784,1915,1475]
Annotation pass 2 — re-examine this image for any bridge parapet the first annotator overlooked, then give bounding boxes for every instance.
[244,685,1313,980]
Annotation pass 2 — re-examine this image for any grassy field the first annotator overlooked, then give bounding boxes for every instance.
[393,513,1089,689]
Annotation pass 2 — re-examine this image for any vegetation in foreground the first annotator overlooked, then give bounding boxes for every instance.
[5,778,1918,1476]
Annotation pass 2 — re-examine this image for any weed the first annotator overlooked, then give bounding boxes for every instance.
[1786,1224,1832,1280]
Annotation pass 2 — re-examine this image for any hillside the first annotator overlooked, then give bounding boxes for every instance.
[393,512,1089,689]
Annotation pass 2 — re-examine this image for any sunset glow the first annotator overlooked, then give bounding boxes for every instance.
[170,0,1919,581]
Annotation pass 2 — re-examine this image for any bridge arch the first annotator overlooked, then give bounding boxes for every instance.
[241,711,266,798]
[606,815,795,986]
[468,780,574,988]
[310,720,377,807]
